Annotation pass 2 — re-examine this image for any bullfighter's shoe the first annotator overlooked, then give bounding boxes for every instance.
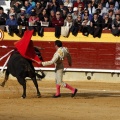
[71,89,78,97]
[53,94,61,98]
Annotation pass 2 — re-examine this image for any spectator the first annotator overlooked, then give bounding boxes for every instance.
[90,13,102,38]
[52,11,64,38]
[96,9,103,21]
[10,0,23,7]
[24,0,35,15]
[91,0,98,8]
[108,9,115,20]
[72,7,78,20]
[41,15,52,27]
[92,0,99,5]
[52,11,64,27]
[61,13,73,37]
[86,1,96,15]
[57,2,67,15]
[97,3,108,16]
[98,0,106,7]
[28,12,40,35]
[73,0,84,9]
[67,3,73,14]
[74,15,82,31]
[106,0,119,10]
[62,7,68,20]
[46,1,58,13]
[81,17,91,36]
[39,14,52,37]
[64,0,72,7]
[17,13,28,36]
[24,0,30,11]
[57,1,64,11]
[49,10,56,22]
[0,7,8,31]
[10,0,16,7]
[29,0,36,7]
[8,7,17,19]
[40,0,47,9]
[12,1,22,13]
[45,2,56,14]
[77,4,83,16]
[82,9,93,21]
[64,13,73,28]
[17,6,28,19]
[38,9,48,21]
[102,13,112,30]
[105,0,113,9]
[115,1,119,9]
[34,1,43,16]
[111,13,120,36]
[107,2,118,13]
[83,0,88,7]
[71,14,82,36]
[6,13,19,36]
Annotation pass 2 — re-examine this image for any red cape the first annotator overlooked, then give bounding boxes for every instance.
[14,30,41,64]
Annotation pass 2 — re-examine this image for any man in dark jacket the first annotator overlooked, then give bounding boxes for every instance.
[90,13,102,38]
[111,13,120,36]
[17,13,28,36]
[0,7,8,31]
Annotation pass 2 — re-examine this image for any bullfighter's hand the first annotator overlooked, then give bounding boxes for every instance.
[37,61,42,65]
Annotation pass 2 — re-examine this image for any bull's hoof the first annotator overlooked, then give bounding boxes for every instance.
[21,95,26,99]
[37,93,41,98]
[0,82,5,87]
[37,95,41,98]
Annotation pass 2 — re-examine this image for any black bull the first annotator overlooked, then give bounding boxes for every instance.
[0,51,45,98]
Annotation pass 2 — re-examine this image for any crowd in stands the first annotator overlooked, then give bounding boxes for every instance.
[0,0,120,38]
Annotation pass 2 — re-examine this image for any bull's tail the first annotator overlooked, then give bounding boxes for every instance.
[0,69,9,87]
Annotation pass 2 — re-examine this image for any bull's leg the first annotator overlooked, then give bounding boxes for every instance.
[32,77,41,98]
[0,69,9,87]
[17,77,26,98]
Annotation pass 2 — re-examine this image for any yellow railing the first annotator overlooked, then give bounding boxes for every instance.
[1,28,120,43]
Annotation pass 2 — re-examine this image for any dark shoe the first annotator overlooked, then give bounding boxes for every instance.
[16,33,23,37]
[53,94,61,98]
[71,89,78,97]
[8,32,13,36]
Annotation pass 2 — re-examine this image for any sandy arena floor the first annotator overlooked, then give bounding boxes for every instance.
[0,79,120,120]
